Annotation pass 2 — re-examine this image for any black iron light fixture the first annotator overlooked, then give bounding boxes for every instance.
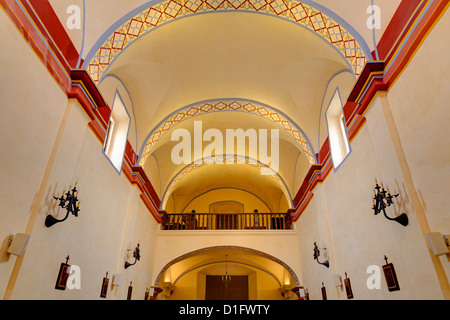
[222,254,231,287]
[372,181,408,226]
[125,242,141,269]
[313,242,329,268]
[45,183,80,228]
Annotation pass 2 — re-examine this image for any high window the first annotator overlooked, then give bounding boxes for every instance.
[103,91,130,173]
[326,89,351,169]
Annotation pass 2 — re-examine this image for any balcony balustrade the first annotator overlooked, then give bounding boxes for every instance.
[161,212,292,230]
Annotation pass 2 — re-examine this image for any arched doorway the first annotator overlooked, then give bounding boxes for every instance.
[153,246,300,300]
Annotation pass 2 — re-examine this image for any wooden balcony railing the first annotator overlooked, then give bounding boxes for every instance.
[161,212,292,230]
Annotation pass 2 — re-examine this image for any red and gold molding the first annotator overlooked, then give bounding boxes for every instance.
[1,0,447,223]
[0,0,72,92]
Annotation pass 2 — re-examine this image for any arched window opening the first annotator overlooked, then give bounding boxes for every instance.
[103,91,130,173]
[326,89,351,170]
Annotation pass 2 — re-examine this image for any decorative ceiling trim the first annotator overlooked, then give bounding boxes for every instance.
[160,154,293,210]
[83,0,370,83]
[138,98,316,167]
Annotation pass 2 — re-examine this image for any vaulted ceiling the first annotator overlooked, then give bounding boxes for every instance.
[49,0,402,212]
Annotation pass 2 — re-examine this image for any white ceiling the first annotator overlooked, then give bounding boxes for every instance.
[47,1,402,211]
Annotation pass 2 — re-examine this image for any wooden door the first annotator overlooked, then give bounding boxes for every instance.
[205,275,249,300]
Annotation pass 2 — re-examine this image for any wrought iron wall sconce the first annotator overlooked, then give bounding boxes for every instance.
[372,180,408,226]
[124,242,141,269]
[45,183,80,228]
[313,242,329,268]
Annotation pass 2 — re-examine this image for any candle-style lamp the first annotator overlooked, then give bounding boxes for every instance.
[45,183,80,228]
[372,180,408,226]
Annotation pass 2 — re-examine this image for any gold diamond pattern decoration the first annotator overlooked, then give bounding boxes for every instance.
[87,0,367,83]
[139,100,315,167]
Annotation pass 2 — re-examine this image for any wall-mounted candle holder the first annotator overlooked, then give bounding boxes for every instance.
[124,242,140,269]
[372,181,408,226]
[45,183,80,228]
[313,242,329,268]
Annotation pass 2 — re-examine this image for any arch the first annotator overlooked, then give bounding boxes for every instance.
[317,68,355,150]
[160,154,293,210]
[98,73,139,151]
[181,187,273,213]
[173,260,282,286]
[138,98,316,167]
[84,0,370,83]
[209,200,245,213]
[154,245,301,286]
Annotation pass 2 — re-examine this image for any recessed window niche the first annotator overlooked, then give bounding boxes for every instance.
[326,88,351,170]
[103,91,130,173]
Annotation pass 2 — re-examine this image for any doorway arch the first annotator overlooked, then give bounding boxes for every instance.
[154,245,301,287]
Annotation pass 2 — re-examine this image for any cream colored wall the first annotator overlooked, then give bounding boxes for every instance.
[117,187,160,300]
[5,98,159,300]
[0,11,159,299]
[292,151,311,194]
[386,8,450,280]
[0,8,68,297]
[145,155,162,198]
[183,188,271,213]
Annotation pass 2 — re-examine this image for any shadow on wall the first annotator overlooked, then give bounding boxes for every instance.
[394,180,410,218]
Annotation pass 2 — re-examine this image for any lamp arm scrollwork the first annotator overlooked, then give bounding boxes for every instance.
[313,242,330,268]
[45,185,80,228]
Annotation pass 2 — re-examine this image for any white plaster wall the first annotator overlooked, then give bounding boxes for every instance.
[117,187,159,300]
[0,10,159,299]
[8,100,158,299]
[0,8,68,297]
[387,9,450,280]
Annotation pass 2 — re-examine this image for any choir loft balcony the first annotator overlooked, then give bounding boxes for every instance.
[162,212,292,231]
